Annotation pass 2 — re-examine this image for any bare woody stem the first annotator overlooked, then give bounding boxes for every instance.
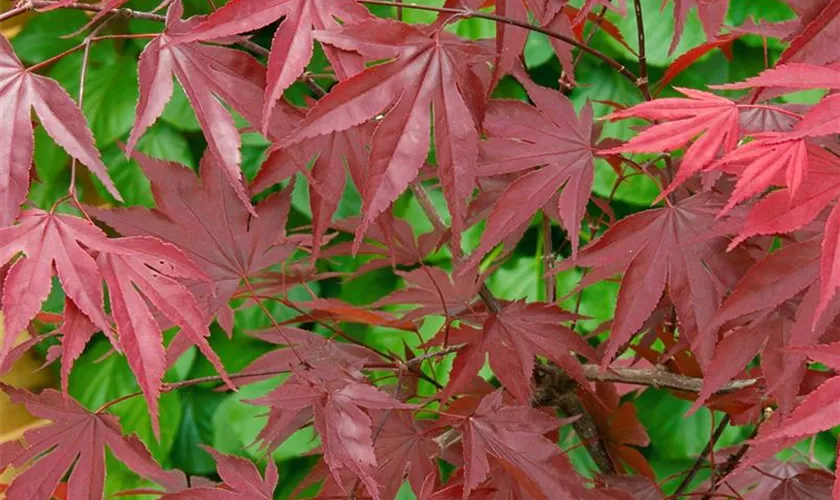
[632,0,652,100]
[360,0,642,88]
[0,5,28,23]
[672,414,732,497]
[29,0,166,22]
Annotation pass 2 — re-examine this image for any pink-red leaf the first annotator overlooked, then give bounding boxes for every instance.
[0,35,120,226]
[0,211,112,359]
[279,19,490,248]
[429,301,596,404]
[0,386,185,500]
[87,151,296,321]
[171,0,368,129]
[603,88,739,196]
[160,448,278,499]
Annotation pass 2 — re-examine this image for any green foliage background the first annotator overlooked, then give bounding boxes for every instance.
[8,0,835,498]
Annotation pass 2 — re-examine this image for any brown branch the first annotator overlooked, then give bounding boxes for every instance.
[579,365,758,394]
[360,0,641,88]
[30,0,166,21]
[535,366,617,474]
[632,0,652,100]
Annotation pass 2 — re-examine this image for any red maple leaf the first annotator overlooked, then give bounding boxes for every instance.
[171,0,369,129]
[303,410,441,499]
[713,62,840,92]
[779,0,840,66]
[457,390,590,499]
[161,448,278,500]
[321,214,445,275]
[0,210,233,431]
[603,88,740,197]
[239,326,381,385]
[0,385,186,500]
[0,35,120,227]
[580,383,653,478]
[692,238,840,415]
[127,0,301,213]
[375,267,481,322]
[555,192,752,366]
[668,0,729,53]
[278,18,492,248]
[97,236,233,433]
[0,210,113,358]
[428,301,596,404]
[87,151,299,323]
[467,71,594,266]
[251,367,414,499]
[252,122,372,260]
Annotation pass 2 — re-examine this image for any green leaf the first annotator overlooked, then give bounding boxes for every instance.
[170,387,227,476]
[48,45,139,147]
[10,10,88,64]
[97,122,194,207]
[488,256,541,302]
[212,377,321,461]
[69,339,182,462]
[104,452,163,500]
[69,339,138,410]
[635,390,750,461]
[29,128,71,209]
[600,0,708,67]
[110,392,183,462]
[161,84,202,132]
[524,33,556,68]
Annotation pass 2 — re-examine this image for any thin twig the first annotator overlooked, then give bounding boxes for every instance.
[542,214,555,303]
[243,277,311,367]
[700,425,761,500]
[30,0,165,21]
[673,415,732,497]
[632,0,652,100]
[0,5,27,23]
[360,0,640,87]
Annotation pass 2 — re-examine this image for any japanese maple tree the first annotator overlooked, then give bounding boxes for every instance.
[2,0,840,499]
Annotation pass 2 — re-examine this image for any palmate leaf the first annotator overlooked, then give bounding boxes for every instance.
[0,35,120,227]
[0,385,186,500]
[602,88,740,198]
[87,150,299,326]
[467,69,594,265]
[277,18,491,249]
[0,210,113,357]
[0,210,231,432]
[251,367,414,500]
[161,448,278,499]
[303,410,441,499]
[252,121,372,260]
[428,301,596,404]
[555,192,752,367]
[127,0,302,215]
[459,390,591,499]
[170,0,369,130]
